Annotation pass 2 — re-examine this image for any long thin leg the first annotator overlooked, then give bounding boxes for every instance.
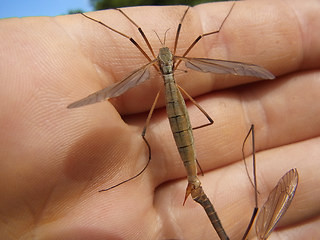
[173,6,190,55]
[115,8,156,59]
[242,124,258,198]
[81,13,159,72]
[195,158,204,176]
[177,84,214,130]
[141,88,162,137]
[99,89,162,192]
[241,208,258,240]
[241,124,259,239]
[98,148,151,192]
[174,2,236,70]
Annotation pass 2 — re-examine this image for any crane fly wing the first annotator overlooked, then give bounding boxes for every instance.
[176,56,275,79]
[255,168,299,240]
[68,60,155,108]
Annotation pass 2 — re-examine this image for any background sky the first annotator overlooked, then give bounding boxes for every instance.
[0,0,93,19]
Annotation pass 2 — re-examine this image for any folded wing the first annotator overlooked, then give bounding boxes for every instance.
[255,168,299,240]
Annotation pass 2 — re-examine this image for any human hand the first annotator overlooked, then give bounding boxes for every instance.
[0,0,319,239]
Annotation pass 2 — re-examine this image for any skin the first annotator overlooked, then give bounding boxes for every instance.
[0,0,319,239]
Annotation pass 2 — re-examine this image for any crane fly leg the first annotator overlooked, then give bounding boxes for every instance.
[141,88,162,138]
[81,12,159,72]
[242,125,258,202]
[177,84,214,131]
[173,6,190,55]
[241,124,259,239]
[115,8,156,59]
[98,89,161,192]
[174,2,236,70]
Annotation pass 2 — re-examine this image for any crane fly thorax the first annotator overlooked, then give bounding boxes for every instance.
[158,47,174,75]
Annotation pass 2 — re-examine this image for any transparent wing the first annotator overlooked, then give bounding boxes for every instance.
[255,168,299,240]
[176,56,275,79]
[68,61,155,108]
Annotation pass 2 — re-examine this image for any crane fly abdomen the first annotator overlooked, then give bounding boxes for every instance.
[159,47,198,181]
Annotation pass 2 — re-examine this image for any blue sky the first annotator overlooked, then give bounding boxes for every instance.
[0,0,93,19]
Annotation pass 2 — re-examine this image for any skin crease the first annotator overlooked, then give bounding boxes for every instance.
[0,0,320,239]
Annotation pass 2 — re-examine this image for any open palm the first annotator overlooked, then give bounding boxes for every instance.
[0,0,319,239]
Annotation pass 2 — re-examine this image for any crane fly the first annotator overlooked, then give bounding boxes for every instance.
[68,3,275,240]
[241,125,299,240]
